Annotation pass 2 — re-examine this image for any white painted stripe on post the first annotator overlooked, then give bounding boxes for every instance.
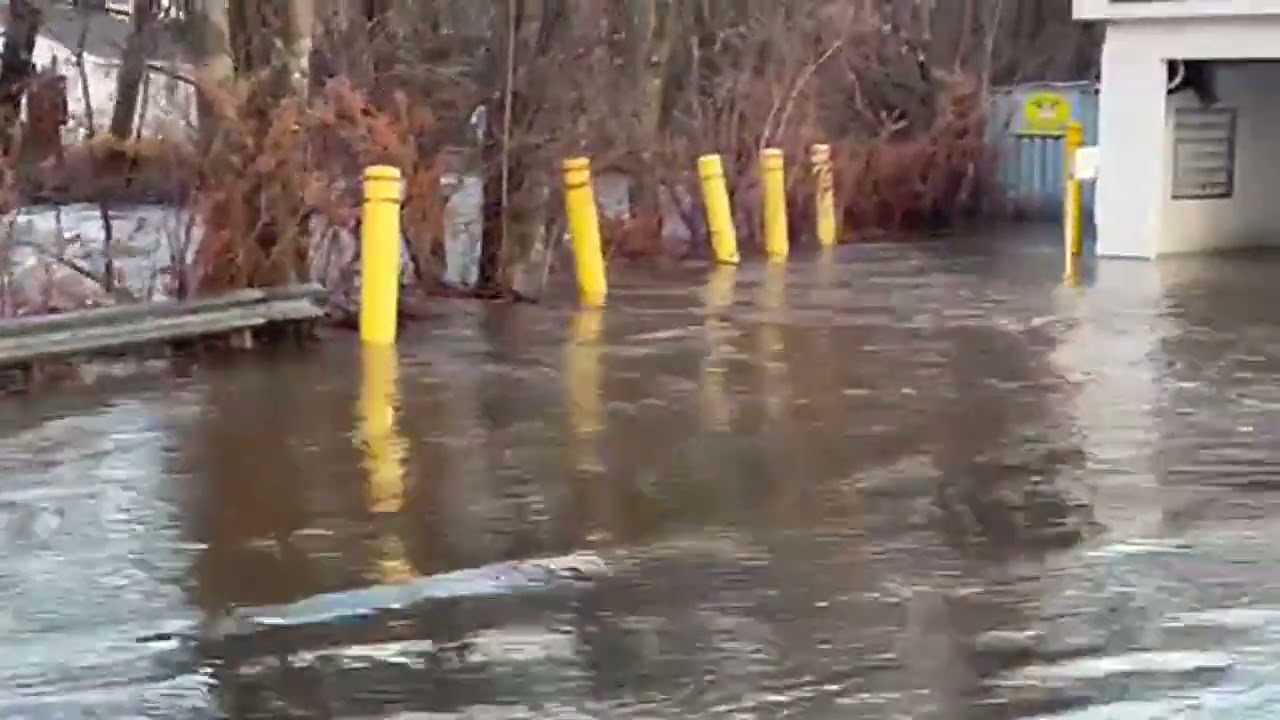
[1074,147,1099,180]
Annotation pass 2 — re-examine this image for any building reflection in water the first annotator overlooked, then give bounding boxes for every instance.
[357,342,413,584]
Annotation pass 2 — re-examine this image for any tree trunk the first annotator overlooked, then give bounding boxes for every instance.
[282,0,315,96]
[444,0,488,36]
[499,0,566,294]
[0,0,45,153]
[189,0,236,148]
[476,0,568,297]
[108,0,158,142]
[619,0,677,243]
[474,0,519,295]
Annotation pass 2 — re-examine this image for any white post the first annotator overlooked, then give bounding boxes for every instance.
[1095,28,1168,258]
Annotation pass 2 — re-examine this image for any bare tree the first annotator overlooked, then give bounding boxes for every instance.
[109,0,159,142]
[281,0,315,95]
[0,0,46,152]
[189,0,235,144]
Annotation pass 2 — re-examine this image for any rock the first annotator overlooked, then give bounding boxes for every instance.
[974,629,1043,656]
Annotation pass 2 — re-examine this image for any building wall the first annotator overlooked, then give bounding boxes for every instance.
[1095,25,1166,257]
[1096,17,1280,257]
[1161,63,1280,254]
[1076,0,1280,21]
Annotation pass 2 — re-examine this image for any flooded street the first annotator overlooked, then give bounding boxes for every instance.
[5,228,1280,718]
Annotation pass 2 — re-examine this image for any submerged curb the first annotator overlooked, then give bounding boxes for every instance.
[135,552,611,659]
[218,551,608,640]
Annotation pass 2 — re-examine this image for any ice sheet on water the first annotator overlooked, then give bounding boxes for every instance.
[1004,650,1234,684]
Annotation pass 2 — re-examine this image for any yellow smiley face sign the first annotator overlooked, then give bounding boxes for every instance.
[1019,91,1072,137]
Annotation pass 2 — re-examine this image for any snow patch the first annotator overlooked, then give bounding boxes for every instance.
[28,30,196,142]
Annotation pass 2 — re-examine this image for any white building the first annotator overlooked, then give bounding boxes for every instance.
[1078,0,1280,257]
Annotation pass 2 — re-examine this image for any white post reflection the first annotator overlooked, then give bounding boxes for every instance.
[357,343,413,583]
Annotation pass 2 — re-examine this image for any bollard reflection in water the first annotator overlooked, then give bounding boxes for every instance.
[357,342,413,583]
[701,264,738,432]
[758,261,789,421]
[816,245,837,290]
[1063,254,1081,288]
[811,246,841,428]
[566,308,605,472]
[813,245,839,314]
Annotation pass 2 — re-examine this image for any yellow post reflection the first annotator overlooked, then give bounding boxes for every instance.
[758,261,788,421]
[357,342,413,584]
[816,245,836,292]
[702,264,737,432]
[812,245,839,428]
[1063,254,1082,288]
[566,308,605,472]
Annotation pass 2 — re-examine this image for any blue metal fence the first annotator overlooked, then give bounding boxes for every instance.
[988,81,1099,221]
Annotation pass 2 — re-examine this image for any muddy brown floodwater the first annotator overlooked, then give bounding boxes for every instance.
[4,227,1280,718]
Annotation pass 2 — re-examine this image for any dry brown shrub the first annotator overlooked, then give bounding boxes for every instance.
[834,78,995,237]
[588,6,1006,257]
[22,135,195,206]
[601,212,668,263]
[188,76,442,295]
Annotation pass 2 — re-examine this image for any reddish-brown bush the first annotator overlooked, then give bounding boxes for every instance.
[188,76,443,294]
[834,79,995,238]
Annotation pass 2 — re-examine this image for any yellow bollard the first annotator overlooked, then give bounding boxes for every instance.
[563,157,608,307]
[566,307,605,472]
[698,154,740,265]
[761,148,789,261]
[701,264,737,432]
[1063,122,1085,259]
[810,144,837,247]
[360,165,403,345]
[357,342,413,583]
